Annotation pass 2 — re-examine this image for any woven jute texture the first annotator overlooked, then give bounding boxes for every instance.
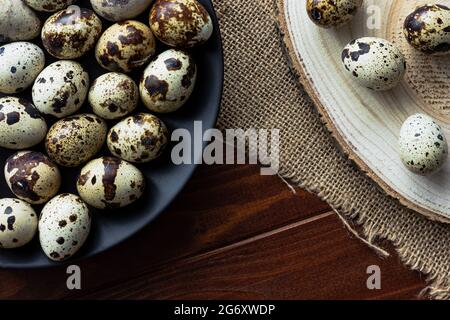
[213,0,450,299]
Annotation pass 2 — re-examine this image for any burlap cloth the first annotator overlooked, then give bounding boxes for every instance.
[213,0,450,299]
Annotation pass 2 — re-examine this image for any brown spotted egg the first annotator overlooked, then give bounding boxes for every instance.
[32,61,89,118]
[0,0,41,43]
[107,113,169,163]
[95,20,156,73]
[0,97,47,150]
[404,4,450,55]
[25,0,77,12]
[41,6,102,59]
[149,0,213,48]
[306,0,363,28]
[4,151,61,205]
[341,37,406,91]
[140,49,197,113]
[45,114,107,167]
[88,72,138,120]
[0,42,45,94]
[0,198,38,249]
[90,0,152,21]
[39,194,90,261]
[77,156,145,209]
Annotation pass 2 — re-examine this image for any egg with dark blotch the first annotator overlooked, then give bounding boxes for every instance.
[41,6,102,59]
[404,4,450,55]
[149,0,213,48]
[0,42,45,94]
[0,0,41,43]
[95,20,155,73]
[0,97,47,150]
[140,49,197,113]
[32,61,89,118]
[25,0,77,12]
[306,0,362,28]
[76,156,146,209]
[4,151,61,205]
[90,0,152,21]
[45,114,107,167]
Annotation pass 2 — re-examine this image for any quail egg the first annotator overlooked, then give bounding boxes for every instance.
[149,0,213,48]
[41,6,102,59]
[0,42,45,94]
[341,37,406,91]
[90,0,152,21]
[0,198,38,249]
[4,151,61,205]
[25,0,77,12]
[306,0,363,28]
[32,61,89,118]
[0,97,47,149]
[95,20,156,73]
[404,4,450,55]
[77,156,145,209]
[107,113,169,163]
[39,194,90,261]
[399,113,448,176]
[45,114,107,167]
[88,72,138,120]
[0,0,41,43]
[140,49,197,113]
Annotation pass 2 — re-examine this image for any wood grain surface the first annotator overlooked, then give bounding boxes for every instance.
[0,163,425,299]
[279,0,450,222]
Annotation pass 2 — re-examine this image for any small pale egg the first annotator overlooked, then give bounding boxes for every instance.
[149,0,213,48]
[306,0,363,28]
[341,37,406,91]
[0,0,41,43]
[107,113,169,163]
[139,49,197,113]
[4,151,61,205]
[0,198,38,249]
[77,156,145,209]
[88,72,138,120]
[95,20,155,73]
[404,4,450,55]
[399,113,448,176]
[32,61,89,118]
[39,194,90,261]
[41,6,102,59]
[45,114,107,167]
[0,97,47,150]
[24,0,77,12]
[90,0,152,21]
[0,42,45,94]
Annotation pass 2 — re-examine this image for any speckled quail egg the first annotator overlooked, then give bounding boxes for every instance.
[25,0,77,12]
[91,0,152,21]
[45,114,107,167]
[0,0,41,43]
[88,72,138,120]
[140,49,197,113]
[149,0,213,48]
[32,61,89,118]
[39,194,90,261]
[0,97,47,149]
[399,113,448,176]
[77,156,145,209]
[4,151,61,205]
[0,42,45,94]
[0,198,37,249]
[341,37,406,91]
[404,4,450,55]
[95,20,155,73]
[107,113,169,163]
[41,6,102,59]
[306,0,363,28]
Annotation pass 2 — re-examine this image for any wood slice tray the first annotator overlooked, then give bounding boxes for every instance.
[278,0,450,222]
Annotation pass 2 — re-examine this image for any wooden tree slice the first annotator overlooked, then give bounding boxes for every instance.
[278,0,450,222]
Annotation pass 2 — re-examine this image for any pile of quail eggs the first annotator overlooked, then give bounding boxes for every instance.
[307,0,450,176]
[0,0,213,262]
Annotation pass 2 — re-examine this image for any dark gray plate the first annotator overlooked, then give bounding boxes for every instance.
[0,0,223,268]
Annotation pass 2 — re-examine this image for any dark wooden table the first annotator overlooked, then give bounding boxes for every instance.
[0,163,425,299]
